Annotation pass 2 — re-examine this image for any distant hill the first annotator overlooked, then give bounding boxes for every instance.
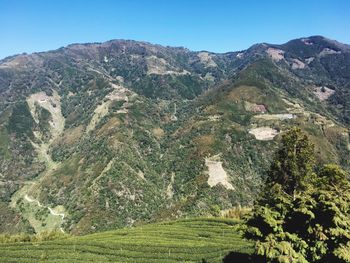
[0,36,349,234]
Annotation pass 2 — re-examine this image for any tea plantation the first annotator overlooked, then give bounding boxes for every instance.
[0,218,253,262]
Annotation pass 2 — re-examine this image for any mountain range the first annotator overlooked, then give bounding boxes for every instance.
[0,35,349,235]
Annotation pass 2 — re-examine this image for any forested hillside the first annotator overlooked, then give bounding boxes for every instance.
[0,36,349,234]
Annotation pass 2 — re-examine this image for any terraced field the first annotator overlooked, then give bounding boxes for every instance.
[0,218,253,262]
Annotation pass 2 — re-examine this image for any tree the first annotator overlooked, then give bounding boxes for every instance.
[285,164,350,262]
[245,128,350,262]
[267,127,315,197]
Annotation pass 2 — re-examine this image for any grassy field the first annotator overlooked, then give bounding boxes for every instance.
[0,218,253,263]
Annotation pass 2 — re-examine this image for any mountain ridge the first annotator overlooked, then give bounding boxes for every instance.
[2,35,348,61]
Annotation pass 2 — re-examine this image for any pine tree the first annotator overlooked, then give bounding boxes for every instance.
[245,128,314,262]
[267,127,316,197]
[286,164,350,262]
[244,128,350,262]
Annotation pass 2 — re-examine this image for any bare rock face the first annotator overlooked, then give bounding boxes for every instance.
[313,86,335,101]
[197,52,218,68]
[291,58,305,69]
[319,48,341,57]
[266,48,285,61]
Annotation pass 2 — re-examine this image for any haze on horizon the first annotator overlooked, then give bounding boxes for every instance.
[1,0,350,59]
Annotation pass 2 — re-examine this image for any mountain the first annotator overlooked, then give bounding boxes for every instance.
[0,36,349,234]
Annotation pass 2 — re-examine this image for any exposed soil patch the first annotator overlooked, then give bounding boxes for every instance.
[305,57,315,64]
[205,156,234,190]
[291,59,305,69]
[313,87,335,101]
[266,48,285,61]
[249,127,279,140]
[166,172,175,198]
[319,48,341,57]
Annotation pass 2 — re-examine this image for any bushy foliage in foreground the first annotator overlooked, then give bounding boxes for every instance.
[245,127,350,262]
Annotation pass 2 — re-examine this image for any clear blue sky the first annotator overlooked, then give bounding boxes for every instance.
[1,0,349,59]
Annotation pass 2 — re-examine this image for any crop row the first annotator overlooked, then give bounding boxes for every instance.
[0,245,238,262]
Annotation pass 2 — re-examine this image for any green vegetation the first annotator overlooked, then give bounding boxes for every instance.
[0,202,33,234]
[35,105,52,141]
[0,218,253,262]
[245,128,350,262]
[0,36,349,235]
[7,102,34,139]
